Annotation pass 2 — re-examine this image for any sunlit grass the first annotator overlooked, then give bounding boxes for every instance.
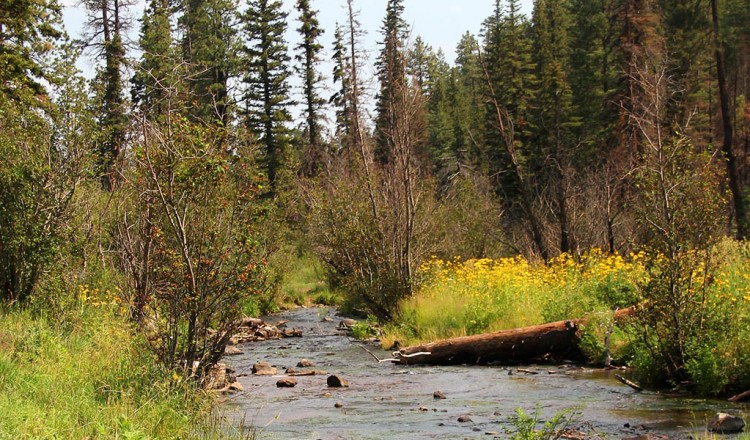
[0,304,248,439]
[277,249,338,307]
[383,249,647,347]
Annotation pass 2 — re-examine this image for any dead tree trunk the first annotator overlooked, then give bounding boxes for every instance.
[392,307,635,366]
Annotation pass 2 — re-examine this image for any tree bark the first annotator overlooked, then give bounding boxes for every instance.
[711,0,748,240]
[392,307,635,366]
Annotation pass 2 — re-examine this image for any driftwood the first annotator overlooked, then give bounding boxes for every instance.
[392,307,635,366]
[615,374,643,391]
[728,389,750,402]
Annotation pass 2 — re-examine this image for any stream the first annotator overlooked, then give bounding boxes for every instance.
[224,307,749,439]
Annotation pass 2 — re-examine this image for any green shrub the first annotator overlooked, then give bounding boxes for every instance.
[504,406,583,440]
[350,320,379,340]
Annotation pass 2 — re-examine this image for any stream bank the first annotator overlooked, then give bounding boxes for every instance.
[224,307,748,439]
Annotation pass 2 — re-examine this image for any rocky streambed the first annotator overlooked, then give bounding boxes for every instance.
[223,307,749,439]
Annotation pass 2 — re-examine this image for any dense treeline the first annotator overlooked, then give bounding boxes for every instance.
[1,0,749,393]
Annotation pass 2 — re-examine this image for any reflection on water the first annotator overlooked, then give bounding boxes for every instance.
[224,308,749,439]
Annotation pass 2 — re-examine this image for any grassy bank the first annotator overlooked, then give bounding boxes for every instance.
[383,249,645,346]
[0,304,246,440]
[382,240,750,395]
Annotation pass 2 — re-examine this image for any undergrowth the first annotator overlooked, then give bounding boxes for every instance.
[0,304,249,440]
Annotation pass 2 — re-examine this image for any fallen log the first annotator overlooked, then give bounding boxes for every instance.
[392,307,635,366]
[728,389,750,402]
[615,374,643,391]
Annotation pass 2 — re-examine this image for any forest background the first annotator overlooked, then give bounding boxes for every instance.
[2,0,750,437]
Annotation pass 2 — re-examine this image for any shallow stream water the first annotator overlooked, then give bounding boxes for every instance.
[224,307,749,439]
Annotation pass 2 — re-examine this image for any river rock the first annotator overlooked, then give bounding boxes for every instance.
[708,412,745,433]
[338,319,356,330]
[334,402,343,408]
[433,390,446,399]
[252,361,278,376]
[297,359,315,368]
[457,415,473,423]
[224,345,243,355]
[276,378,298,388]
[228,381,244,392]
[327,374,349,387]
[204,362,228,389]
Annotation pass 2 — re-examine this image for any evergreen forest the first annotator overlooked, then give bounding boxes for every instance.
[3,0,750,437]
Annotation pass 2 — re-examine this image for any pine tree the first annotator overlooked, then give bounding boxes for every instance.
[295,0,326,177]
[453,32,487,170]
[0,0,64,105]
[180,0,238,126]
[711,0,748,239]
[242,0,292,192]
[84,0,129,189]
[483,0,535,193]
[531,0,575,253]
[568,0,617,161]
[132,0,174,119]
[659,0,714,144]
[608,0,665,167]
[424,51,459,180]
[374,0,408,164]
[408,36,433,93]
[330,24,353,151]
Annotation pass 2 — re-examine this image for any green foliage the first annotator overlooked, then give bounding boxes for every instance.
[294,0,327,177]
[0,305,248,439]
[504,405,582,440]
[0,49,91,303]
[631,133,729,387]
[0,0,64,104]
[350,320,378,340]
[132,0,175,119]
[242,0,293,190]
[374,0,409,161]
[121,116,272,376]
[179,0,239,125]
[273,246,332,308]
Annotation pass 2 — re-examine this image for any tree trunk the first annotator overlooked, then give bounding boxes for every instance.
[711,0,748,240]
[392,307,635,366]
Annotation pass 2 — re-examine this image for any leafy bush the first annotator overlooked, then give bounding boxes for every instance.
[119,117,272,377]
[504,406,583,440]
[350,320,379,340]
[0,71,90,304]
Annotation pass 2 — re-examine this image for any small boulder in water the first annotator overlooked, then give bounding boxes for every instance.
[252,361,277,376]
[708,412,745,433]
[297,359,315,368]
[276,378,298,388]
[327,374,349,387]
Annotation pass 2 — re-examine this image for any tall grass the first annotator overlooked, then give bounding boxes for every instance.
[0,304,248,439]
[383,250,645,347]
